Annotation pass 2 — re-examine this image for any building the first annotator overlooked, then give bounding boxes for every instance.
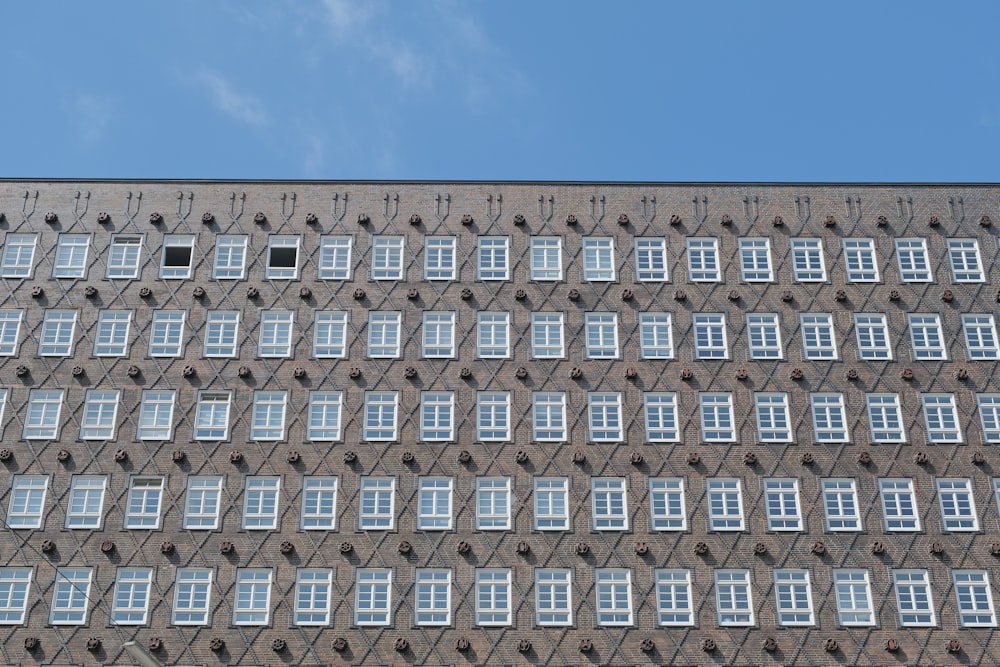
[0,180,998,667]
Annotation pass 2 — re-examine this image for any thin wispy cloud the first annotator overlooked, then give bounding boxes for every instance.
[69,94,114,144]
[192,68,269,127]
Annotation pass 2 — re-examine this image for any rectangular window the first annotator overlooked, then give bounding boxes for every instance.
[739,238,773,281]
[592,478,628,530]
[596,569,633,626]
[266,235,300,279]
[233,569,272,625]
[811,393,849,442]
[159,235,195,279]
[475,569,512,626]
[312,311,348,358]
[0,568,32,624]
[531,312,564,358]
[715,570,753,626]
[172,568,212,625]
[937,478,978,531]
[908,313,947,359]
[954,570,997,627]
[588,393,623,442]
[367,311,401,358]
[477,392,510,441]
[532,392,567,441]
[94,310,132,356]
[650,478,686,531]
[137,390,175,440]
[534,477,569,530]
[424,236,457,280]
[0,310,23,355]
[308,391,342,441]
[699,393,735,442]
[948,238,985,282]
[258,309,294,357]
[106,235,142,279]
[834,570,874,625]
[363,392,398,441]
[687,237,721,281]
[50,568,92,625]
[843,238,879,282]
[979,394,1000,443]
[111,568,153,625]
[371,235,404,280]
[417,477,453,530]
[251,391,287,441]
[922,393,961,443]
[530,236,562,280]
[791,238,826,281]
[764,478,802,531]
[294,569,333,625]
[212,235,248,279]
[355,569,392,625]
[893,570,935,626]
[800,313,838,359]
[194,392,232,440]
[183,476,223,529]
[414,569,452,625]
[52,234,90,278]
[644,393,679,442]
[639,312,674,358]
[420,392,454,441]
[1,234,37,278]
[774,570,815,626]
[39,310,77,356]
[867,393,905,442]
[655,569,693,626]
[535,569,572,625]
[80,389,119,440]
[358,477,395,530]
[962,314,1000,360]
[585,312,618,358]
[880,478,920,531]
[300,477,338,530]
[6,475,48,529]
[317,235,352,279]
[476,312,509,358]
[148,311,185,357]
[422,312,455,358]
[242,477,280,529]
[203,311,239,357]
[895,238,933,281]
[707,478,745,531]
[822,478,861,531]
[635,237,669,281]
[65,476,106,528]
[582,237,615,281]
[477,236,509,280]
[754,393,792,442]
[746,313,783,359]
[693,313,728,359]
[123,477,164,529]
[476,477,510,530]
[854,313,892,360]
[23,389,63,439]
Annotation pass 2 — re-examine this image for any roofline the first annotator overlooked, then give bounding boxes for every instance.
[1,178,999,187]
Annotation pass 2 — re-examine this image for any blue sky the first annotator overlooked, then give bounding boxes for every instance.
[2,1,998,182]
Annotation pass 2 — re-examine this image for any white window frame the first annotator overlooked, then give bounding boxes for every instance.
[38,310,77,356]
[582,237,615,281]
[49,568,93,625]
[371,235,404,280]
[893,569,935,627]
[947,238,985,283]
[954,570,997,627]
[476,392,510,442]
[363,392,398,441]
[354,569,392,625]
[754,393,792,442]
[834,569,875,626]
[358,477,395,530]
[535,569,572,626]
[475,568,512,626]
[6,475,48,529]
[922,393,961,443]
[979,394,1000,443]
[715,569,754,626]
[476,312,510,358]
[867,393,905,443]
[588,393,623,442]
[822,478,861,531]
[746,313,783,359]
[533,477,569,530]
[65,475,106,529]
[258,309,294,357]
[0,567,32,624]
[592,477,628,530]
[194,391,232,440]
[937,478,978,532]
[707,478,744,531]
[80,389,119,440]
[94,310,132,357]
[318,235,352,280]
[585,312,618,358]
[137,390,175,440]
[242,476,280,530]
[111,568,153,625]
[172,568,212,625]
[764,478,802,531]
[687,237,721,282]
[639,312,674,358]
[774,569,815,626]
[212,234,248,279]
[811,393,849,442]
[23,389,63,440]
[308,391,342,442]
[655,569,694,626]
[595,569,633,626]
[879,478,920,531]
[693,313,728,359]
[183,476,224,529]
[532,392,567,442]
[895,238,933,282]
[854,313,892,360]
[635,237,669,281]
[414,569,452,626]
[422,312,456,358]
[367,311,401,358]
[52,233,90,278]
[417,477,453,530]
[420,392,454,442]
[649,478,686,531]
[476,477,511,530]
[800,313,838,360]
[962,313,1000,360]
[0,310,23,355]
[148,310,185,357]
[294,569,333,625]
[265,235,300,279]
[644,392,680,442]
[739,237,773,282]
[699,393,735,442]
[908,313,947,360]
[477,236,509,281]
[159,234,195,279]
[843,238,880,282]
[203,311,239,358]
[250,391,287,441]
[531,312,564,358]
[790,238,826,282]
[123,477,164,529]
[106,234,142,279]
[424,236,457,280]
[313,311,348,358]
[530,236,562,281]
[300,477,338,530]
[233,569,272,625]
[0,234,37,278]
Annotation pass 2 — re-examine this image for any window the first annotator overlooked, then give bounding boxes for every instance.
[475,569,512,626]
[880,478,920,531]
[294,569,333,625]
[39,310,77,356]
[834,570,874,626]
[582,237,615,280]
[477,312,510,358]
[644,393,679,442]
[948,238,985,282]
[233,569,272,625]
[639,312,674,358]
[420,392,454,441]
[922,393,961,443]
[251,391,287,441]
[106,235,142,278]
[6,475,48,529]
[649,478,686,531]
[655,570,693,625]
[50,568,92,625]
[534,477,569,530]
[476,477,510,530]
[764,478,802,531]
[1,233,38,278]
[954,570,996,627]
[530,236,562,280]
[312,311,348,358]
[811,393,849,442]
[843,238,879,282]
[183,476,223,529]
[693,313,728,358]
[137,390,175,440]
[791,238,826,281]
[854,313,892,360]
[895,238,933,281]
[739,238,773,281]
[962,314,1000,359]
[363,392,398,441]
[203,311,239,357]
[0,568,31,624]
[592,478,628,530]
[159,235,195,278]
[358,477,395,529]
[822,478,861,531]
[65,476,106,528]
[800,313,837,359]
[587,393,623,442]
[172,568,212,625]
[418,477,453,530]
[242,477,280,529]
[867,393,905,442]
[893,570,935,626]
[635,237,668,281]
[422,312,455,357]
[212,235,248,279]
[774,570,815,626]
[0,387,6,435]
[123,477,164,529]
[194,392,232,440]
[111,568,153,625]
[266,235,300,279]
[531,312,564,358]
[908,313,947,359]
[595,569,633,625]
[300,477,338,530]
[258,309,294,357]
[355,569,392,625]
[687,237,721,281]
[585,312,618,358]
[699,393,735,442]
[23,389,62,439]
[52,234,89,278]
[746,313,782,359]
[535,569,572,625]
[0,310,22,355]
[371,236,404,280]
[414,569,452,625]
[707,478,744,531]
[318,235,352,279]
[715,570,753,626]
[148,311,185,356]
[80,389,119,440]
[477,392,510,441]
[367,311,401,358]
[94,310,132,356]
[424,236,457,280]
[754,393,792,442]
[532,392,567,441]
[477,236,509,280]
[308,391,342,441]
[979,394,1000,443]
[937,478,978,531]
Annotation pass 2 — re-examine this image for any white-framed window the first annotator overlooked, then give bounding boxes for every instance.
[476,477,510,530]
[52,234,90,278]
[595,569,633,626]
[477,392,510,441]
[420,392,454,441]
[532,392,567,441]
[355,569,392,625]
[893,570,935,626]
[962,313,1000,360]
[592,478,628,530]
[367,311,401,358]
[650,478,686,531]
[65,475,107,528]
[531,312,564,358]
[774,569,815,626]
[6,475,48,529]
[687,237,721,281]
[534,477,569,530]
[80,389,119,440]
[535,569,572,626]
[194,392,232,440]
[312,311,348,358]
[811,393,849,442]
[23,389,63,439]
[300,477,338,530]
[172,568,212,625]
[867,393,905,442]
[94,310,132,356]
[948,238,985,282]
[148,311,185,357]
[0,310,23,355]
[739,238,773,281]
[475,568,512,626]
[746,313,782,359]
[294,569,333,625]
[0,568,32,624]
[699,393,735,442]
[414,569,452,625]
[183,476,224,529]
[639,312,674,358]
[715,569,753,626]
[800,313,838,359]
[585,312,618,358]
[251,391,287,441]
[635,237,669,281]
[1,234,37,278]
[854,313,892,360]
[233,569,272,625]
[582,237,615,281]
[707,478,744,531]
[530,236,562,280]
[908,313,947,360]
[318,235,352,279]
[242,476,280,530]
[123,477,164,529]
[655,569,693,626]
[212,234,248,279]
[417,477,453,530]
[791,238,826,281]
[895,238,933,282]
[371,235,404,280]
[203,311,239,357]
[422,312,455,358]
[476,312,509,358]
[764,478,802,531]
[880,478,920,531]
[922,393,961,443]
[477,236,509,280]
[693,313,728,359]
[363,392,398,441]
[833,569,875,626]
[39,310,77,356]
[0,387,6,436]
[588,393,623,442]
[822,478,861,531]
[424,236,457,280]
[50,568,92,625]
[754,393,792,442]
[644,392,679,442]
[843,238,879,282]
[979,394,1000,443]
[159,235,195,278]
[265,235,300,279]
[358,477,395,530]
[937,478,978,531]
[106,235,142,279]
[308,391,342,441]
[258,309,294,357]
[111,568,153,625]
[954,570,997,627]
[137,390,175,440]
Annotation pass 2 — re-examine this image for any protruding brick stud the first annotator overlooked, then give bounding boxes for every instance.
[15,365,29,377]
[702,639,717,652]
[408,213,421,226]
[575,542,590,555]
[735,368,748,380]
[948,639,962,654]
[824,638,838,652]
[513,214,526,225]
[148,638,163,651]
[565,214,578,226]
[680,368,694,381]
[44,211,58,223]
[811,541,826,555]
[457,450,472,464]
[889,289,900,301]
[403,367,417,378]
[687,452,701,465]
[630,451,644,465]
[352,288,366,300]
[973,451,986,465]
[455,637,471,651]
[460,288,473,300]
[160,541,174,554]
[930,542,944,555]
[727,289,740,301]
[515,540,531,555]
[461,214,474,226]
[762,637,778,652]
[743,451,757,465]
[781,290,793,302]
[981,215,992,227]
[772,215,783,226]
[171,450,185,462]
[515,367,528,379]
[299,286,312,299]
[625,367,638,379]
[100,540,116,554]
[149,212,163,224]
[720,214,733,226]
[835,288,847,301]
[219,541,235,554]
[846,368,859,380]
[885,638,900,653]
[201,212,214,225]
[929,215,940,226]
[332,637,348,652]
[305,212,319,225]
[114,449,129,462]
[271,639,287,652]
[567,288,580,301]
[182,365,196,378]
[41,539,56,553]
[293,367,307,378]
[571,451,586,464]
[253,212,267,224]
[0,449,11,462]
[674,289,687,301]
[824,215,836,227]
[357,213,370,225]
[801,453,815,465]
[876,214,888,226]
[634,542,649,555]
[24,637,39,651]
[514,289,527,300]
[400,451,415,464]
[857,451,872,464]
[348,367,362,378]
[694,541,709,555]
[640,638,655,652]
[941,289,954,302]
[753,542,767,555]
[621,288,634,301]
[515,450,529,464]
[287,451,300,463]
[517,640,532,653]
[871,541,886,554]
[139,287,152,298]
[86,637,102,651]
[789,368,804,380]
[229,450,243,464]
[407,288,419,300]
[343,450,357,463]
[569,367,583,379]
[97,211,111,224]
[394,637,409,652]
[31,286,44,298]
[398,541,412,554]
[578,639,594,653]
[457,540,472,554]
[914,451,929,465]
[617,213,630,225]
[669,214,682,225]
[209,637,225,652]
[84,285,98,298]
[279,541,295,554]
[72,366,84,376]
[338,542,353,554]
